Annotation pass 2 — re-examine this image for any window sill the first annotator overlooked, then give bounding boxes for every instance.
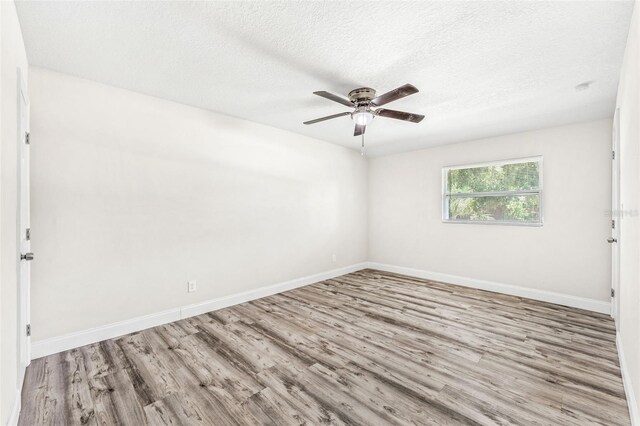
[442,219,543,227]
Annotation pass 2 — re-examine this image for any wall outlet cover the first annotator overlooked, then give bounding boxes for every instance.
[188,280,197,293]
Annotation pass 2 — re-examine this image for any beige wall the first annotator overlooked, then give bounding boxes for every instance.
[616,0,640,420]
[0,1,28,424]
[28,67,368,341]
[369,119,612,304]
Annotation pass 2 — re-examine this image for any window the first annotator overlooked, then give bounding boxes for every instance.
[442,157,542,225]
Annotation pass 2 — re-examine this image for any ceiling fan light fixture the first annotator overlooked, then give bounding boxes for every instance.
[303,84,424,138]
[352,109,374,126]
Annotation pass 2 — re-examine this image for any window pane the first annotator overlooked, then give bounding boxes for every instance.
[447,194,540,222]
[447,161,540,194]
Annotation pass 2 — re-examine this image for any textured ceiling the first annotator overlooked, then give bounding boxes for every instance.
[16,1,634,156]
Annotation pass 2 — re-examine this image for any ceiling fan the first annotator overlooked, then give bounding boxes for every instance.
[303,84,425,137]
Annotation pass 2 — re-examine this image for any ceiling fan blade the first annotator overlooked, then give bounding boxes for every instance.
[303,111,351,125]
[313,91,354,107]
[370,84,419,107]
[354,124,366,136]
[376,108,425,123]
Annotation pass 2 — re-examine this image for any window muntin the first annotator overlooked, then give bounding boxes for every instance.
[443,157,542,225]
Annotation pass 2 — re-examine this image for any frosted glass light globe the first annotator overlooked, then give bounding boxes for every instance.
[352,110,374,126]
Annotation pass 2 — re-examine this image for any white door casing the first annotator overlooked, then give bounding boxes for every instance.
[18,68,31,377]
[611,108,621,324]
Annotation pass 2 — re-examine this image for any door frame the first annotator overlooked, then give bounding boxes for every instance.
[611,107,621,324]
[17,67,31,380]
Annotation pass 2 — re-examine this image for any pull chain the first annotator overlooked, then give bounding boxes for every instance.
[361,132,365,156]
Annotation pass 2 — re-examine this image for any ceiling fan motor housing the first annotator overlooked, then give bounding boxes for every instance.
[348,87,376,105]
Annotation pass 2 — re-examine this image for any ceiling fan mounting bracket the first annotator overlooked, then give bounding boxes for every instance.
[348,87,376,104]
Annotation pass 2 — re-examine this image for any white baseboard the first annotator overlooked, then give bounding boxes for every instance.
[31,260,611,360]
[7,364,27,426]
[365,262,611,314]
[31,263,367,359]
[617,332,639,426]
[180,263,367,318]
[31,308,182,360]
[8,387,21,426]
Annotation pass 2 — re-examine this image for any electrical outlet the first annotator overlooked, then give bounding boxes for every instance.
[188,280,197,293]
[332,253,337,262]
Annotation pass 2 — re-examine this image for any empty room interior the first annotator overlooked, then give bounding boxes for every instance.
[2,1,640,425]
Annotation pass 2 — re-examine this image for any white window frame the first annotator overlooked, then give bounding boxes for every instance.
[442,156,543,226]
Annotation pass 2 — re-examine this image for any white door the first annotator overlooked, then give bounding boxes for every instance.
[610,108,621,323]
[18,69,32,375]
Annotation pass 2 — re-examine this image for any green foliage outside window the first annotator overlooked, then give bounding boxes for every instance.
[446,160,541,223]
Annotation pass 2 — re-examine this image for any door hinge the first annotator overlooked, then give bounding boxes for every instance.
[25,132,30,145]
[612,150,615,160]
[26,228,30,241]
[611,289,615,298]
[26,324,31,337]
[612,220,616,230]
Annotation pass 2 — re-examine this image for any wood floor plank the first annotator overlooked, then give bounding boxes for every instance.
[19,269,630,425]
[90,369,148,425]
[19,354,80,426]
[256,366,349,425]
